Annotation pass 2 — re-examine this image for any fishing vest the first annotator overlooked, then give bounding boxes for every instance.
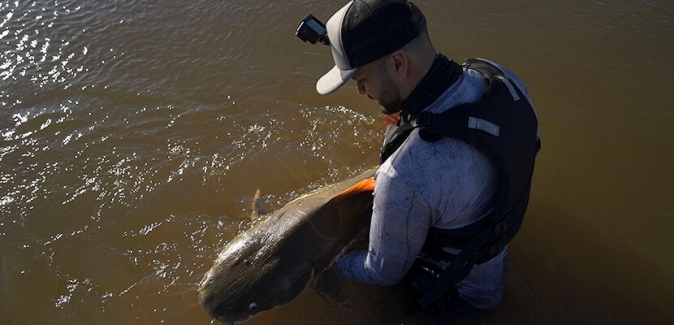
[380,59,540,308]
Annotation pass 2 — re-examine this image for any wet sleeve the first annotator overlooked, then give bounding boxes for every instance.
[333,167,433,285]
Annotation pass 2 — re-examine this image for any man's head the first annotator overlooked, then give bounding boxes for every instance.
[315,0,428,96]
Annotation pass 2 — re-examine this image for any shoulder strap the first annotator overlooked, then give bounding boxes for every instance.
[380,116,414,164]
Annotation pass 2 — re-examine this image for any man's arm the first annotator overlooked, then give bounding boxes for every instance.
[334,165,433,285]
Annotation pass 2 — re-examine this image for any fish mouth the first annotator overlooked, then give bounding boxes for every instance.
[197,273,263,324]
[214,313,253,325]
[198,293,254,324]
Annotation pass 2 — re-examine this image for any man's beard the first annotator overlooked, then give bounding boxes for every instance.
[377,72,403,115]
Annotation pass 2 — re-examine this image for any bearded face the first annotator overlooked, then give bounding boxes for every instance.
[375,66,404,115]
[353,58,404,115]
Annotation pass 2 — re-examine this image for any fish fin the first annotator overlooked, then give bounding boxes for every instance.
[332,177,376,201]
[250,189,264,221]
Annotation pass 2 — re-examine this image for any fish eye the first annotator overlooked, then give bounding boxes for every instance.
[249,302,258,311]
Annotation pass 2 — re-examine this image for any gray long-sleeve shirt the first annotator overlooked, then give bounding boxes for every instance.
[334,61,536,309]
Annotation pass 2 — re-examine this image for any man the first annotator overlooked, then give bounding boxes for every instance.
[309,0,539,312]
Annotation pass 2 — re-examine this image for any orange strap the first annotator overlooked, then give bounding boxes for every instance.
[381,112,401,130]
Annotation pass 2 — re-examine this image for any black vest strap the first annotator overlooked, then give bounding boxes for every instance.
[380,115,414,165]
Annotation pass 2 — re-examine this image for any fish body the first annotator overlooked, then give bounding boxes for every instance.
[198,168,377,323]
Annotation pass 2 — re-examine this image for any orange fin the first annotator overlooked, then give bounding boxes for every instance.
[332,177,376,201]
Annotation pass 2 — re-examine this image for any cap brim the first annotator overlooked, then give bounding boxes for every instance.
[316,65,357,95]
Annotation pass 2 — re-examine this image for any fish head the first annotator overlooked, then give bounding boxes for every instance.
[197,172,376,323]
[198,227,315,323]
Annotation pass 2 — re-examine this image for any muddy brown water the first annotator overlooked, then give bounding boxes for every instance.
[1,0,672,324]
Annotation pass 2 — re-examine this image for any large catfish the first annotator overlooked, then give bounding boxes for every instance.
[198,168,377,323]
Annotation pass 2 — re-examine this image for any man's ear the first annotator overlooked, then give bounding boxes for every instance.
[388,50,408,79]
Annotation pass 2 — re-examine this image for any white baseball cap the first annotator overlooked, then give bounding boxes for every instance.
[316,0,427,95]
